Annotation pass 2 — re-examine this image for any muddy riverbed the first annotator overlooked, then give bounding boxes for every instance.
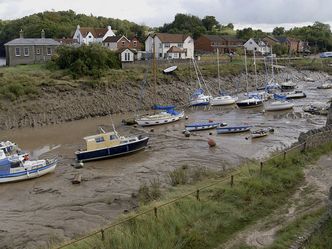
[0,75,331,248]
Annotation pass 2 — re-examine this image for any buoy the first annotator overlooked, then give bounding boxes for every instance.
[72,174,82,184]
[185,116,189,120]
[208,138,216,147]
[209,132,213,135]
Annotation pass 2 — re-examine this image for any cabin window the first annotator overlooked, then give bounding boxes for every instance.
[15,47,21,56]
[47,48,52,55]
[10,161,21,168]
[95,137,105,143]
[129,139,136,142]
[36,48,41,55]
[24,47,29,56]
[110,135,117,140]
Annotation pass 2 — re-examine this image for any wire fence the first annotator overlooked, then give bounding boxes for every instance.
[56,129,332,249]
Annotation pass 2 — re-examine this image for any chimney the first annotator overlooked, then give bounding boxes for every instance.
[41,29,45,39]
[19,29,24,39]
[108,26,112,30]
[77,24,80,30]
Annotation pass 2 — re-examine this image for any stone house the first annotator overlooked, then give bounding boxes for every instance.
[4,29,60,66]
[72,25,115,45]
[243,38,270,55]
[194,35,243,54]
[145,33,194,59]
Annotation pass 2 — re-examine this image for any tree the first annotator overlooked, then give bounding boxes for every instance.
[272,27,285,36]
[226,23,234,29]
[202,16,220,31]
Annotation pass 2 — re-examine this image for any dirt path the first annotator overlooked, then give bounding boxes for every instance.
[217,153,332,249]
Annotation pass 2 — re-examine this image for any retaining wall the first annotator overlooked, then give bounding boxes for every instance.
[298,125,332,150]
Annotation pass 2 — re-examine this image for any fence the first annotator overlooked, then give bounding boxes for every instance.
[56,128,332,249]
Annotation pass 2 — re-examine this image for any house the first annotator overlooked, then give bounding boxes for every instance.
[243,38,270,55]
[194,35,244,54]
[262,36,280,47]
[56,38,79,46]
[103,35,131,51]
[145,33,194,59]
[73,25,115,45]
[276,37,303,54]
[4,29,60,66]
[129,36,143,50]
[119,48,136,62]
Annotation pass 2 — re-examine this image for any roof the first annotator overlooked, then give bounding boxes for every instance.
[5,38,60,46]
[118,48,137,54]
[79,27,108,38]
[264,36,279,42]
[56,38,78,45]
[167,46,186,53]
[103,35,130,43]
[153,33,190,43]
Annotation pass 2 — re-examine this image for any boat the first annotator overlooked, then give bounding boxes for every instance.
[282,90,306,99]
[304,77,315,82]
[303,103,329,116]
[136,39,184,125]
[0,150,57,183]
[317,83,332,89]
[184,121,226,132]
[75,127,149,162]
[216,125,251,134]
[280,80,297,90]
[210,48,238,106]
[0,141,18,154]
[163,65,177,74]
[265,94,294,111]
[189,58,212,106]
[251,129,269,138]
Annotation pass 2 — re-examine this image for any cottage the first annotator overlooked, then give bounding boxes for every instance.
[73,25,115,45]
[195,35,243,54]
[4,29,60,66]
[145,33,194,59]
[120,48,136,62]
[244,38,270,55]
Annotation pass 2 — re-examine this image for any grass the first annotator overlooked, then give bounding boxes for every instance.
[306,217,332,249]
[56,142,332,249]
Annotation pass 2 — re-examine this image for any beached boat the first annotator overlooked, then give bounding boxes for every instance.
[216,125,251,134]
[75,128,149,162]
[317,83,332,89]
[281,80,296,90]
[136,106,184,126]
[236,95,263,108]
[0,150,57,183]
[282,90,306,99]
[265,94,294,111]
[163,66,177,74]
[0,141,17,154]
[185,121,227,132]
[304,77,315,82]
[250,128,274,139]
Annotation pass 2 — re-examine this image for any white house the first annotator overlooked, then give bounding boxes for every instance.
[73,25,115,45]
[120,48,136,62]
[244,38,270,55]
[145,33,194,59]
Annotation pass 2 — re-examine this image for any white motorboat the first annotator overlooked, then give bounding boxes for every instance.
[210,95,238,106]
[282,90,306,99]
[136,110,184,126]
[265,100,294,111]
[317,83,332,89]
[236,95,263,108]
[281,80,297,90]
[0,150,57,183]
[163,66,177,74]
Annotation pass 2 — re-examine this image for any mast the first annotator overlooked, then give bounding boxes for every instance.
[253,49,258,89]
[244,48,249,93]
[271,46,274,82]
[217,48,221,93]
[152,37,157,106]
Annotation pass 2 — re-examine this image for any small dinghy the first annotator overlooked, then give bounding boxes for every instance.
[75,127,149,162]
[185,121,227,132]
[0,150,57,183]
[281,81,296,90]
[304,77,315,82]
[317,83,332,89]
[250,128,274,139]
[282,90,306,99]
[163,65,177,74]
[216,125,251,134]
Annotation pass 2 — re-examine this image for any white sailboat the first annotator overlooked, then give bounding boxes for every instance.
[210,48,238,106]
[136,40,184,126]
[265,94,294,111]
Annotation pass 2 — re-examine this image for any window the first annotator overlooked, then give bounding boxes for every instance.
[159,43,162,48]
[174,53,178,58]
[122,41,125,47]
[88,35,92,38]
[110,135,117,140]
[178,43,183,48]
[15,47,20,56]
[133,41,137,47]
[164,43,170,48]
[127,53,131,61]
[47,48,52,55]
[159,53,162,58]
[95,137,105,143]
[36,48,41,55]
[24,47,29,56]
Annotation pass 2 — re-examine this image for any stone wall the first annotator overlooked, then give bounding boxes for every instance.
[298,125,332,150]
[327,102,332,126]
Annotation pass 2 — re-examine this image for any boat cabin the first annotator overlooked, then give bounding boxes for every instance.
[83,132,123,151]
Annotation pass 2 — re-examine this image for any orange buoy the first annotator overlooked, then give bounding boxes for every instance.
[208,138,216,147]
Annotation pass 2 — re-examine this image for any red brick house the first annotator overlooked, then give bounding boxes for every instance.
[128,36,143,50]
[195,35,244,53]
[103,35,142,51]
[262,36,280,47]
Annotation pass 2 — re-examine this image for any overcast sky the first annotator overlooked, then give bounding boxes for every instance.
[0,0,331,31]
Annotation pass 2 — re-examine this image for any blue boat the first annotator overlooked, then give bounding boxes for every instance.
[216,125,252,134]
[185,122,226,131]
[75,129,149,162]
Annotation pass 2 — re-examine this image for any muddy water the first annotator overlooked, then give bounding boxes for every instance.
[0,79,330,249]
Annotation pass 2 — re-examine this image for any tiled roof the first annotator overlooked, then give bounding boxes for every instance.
[79,27,108,38]
[5,38,60,46]
[154,33,189,43]
[167,46,186,53]
[103,36,122,43]
[56,38,78,44]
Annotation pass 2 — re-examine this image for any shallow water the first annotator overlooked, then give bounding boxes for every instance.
[0,79,330,248]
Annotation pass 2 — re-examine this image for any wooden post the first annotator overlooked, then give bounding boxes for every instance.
[196,189,200,201]
[101,229,105,241]
[303,142,307,152]
[230,175,234,187]
[260,162,263,175]
[283,151,286,160]
[154,207,158,218]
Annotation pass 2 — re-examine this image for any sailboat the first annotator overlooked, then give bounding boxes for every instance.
[189,58,212,106]
[264,93,294,111]
[135,40,184,126]
[236,48,263,108]
[210,48,238,106]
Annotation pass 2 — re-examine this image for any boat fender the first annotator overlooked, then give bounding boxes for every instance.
[208,138,216,147]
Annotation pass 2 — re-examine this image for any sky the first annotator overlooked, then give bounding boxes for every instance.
[0,0,332,31]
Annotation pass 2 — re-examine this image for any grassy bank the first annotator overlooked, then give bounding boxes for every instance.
[56,142,332,249]
[306,217,332,249]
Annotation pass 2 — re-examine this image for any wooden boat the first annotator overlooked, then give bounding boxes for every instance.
[185,121,227,132]
[216,125,251,134]
[251,129,269,138]
[75,128,149,162]
[163,66,177,74]
[0,150,57,183]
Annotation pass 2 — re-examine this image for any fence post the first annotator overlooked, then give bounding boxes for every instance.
[154,207,158,218]
[303,142,307,152]
[230,175,234,187]
[196,189,200,201]
[260,162,263,175]
[101,229,105,241]
[283,151,287,160]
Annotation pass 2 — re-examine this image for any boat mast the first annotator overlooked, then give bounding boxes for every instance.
[253,49,258,89]
[217,48,221,93]
[271,46,274,82]
[244,48,249,93]
[152,37,157,106]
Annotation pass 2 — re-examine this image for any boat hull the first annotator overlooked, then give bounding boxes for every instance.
[236,99,263,108]
[76,137,149,162]
[0,160,57,183]
[136,112,184,126]
[216,126,251,134]
[210,96,237,106]
[265,101,294,111]
[185,123,219,131]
